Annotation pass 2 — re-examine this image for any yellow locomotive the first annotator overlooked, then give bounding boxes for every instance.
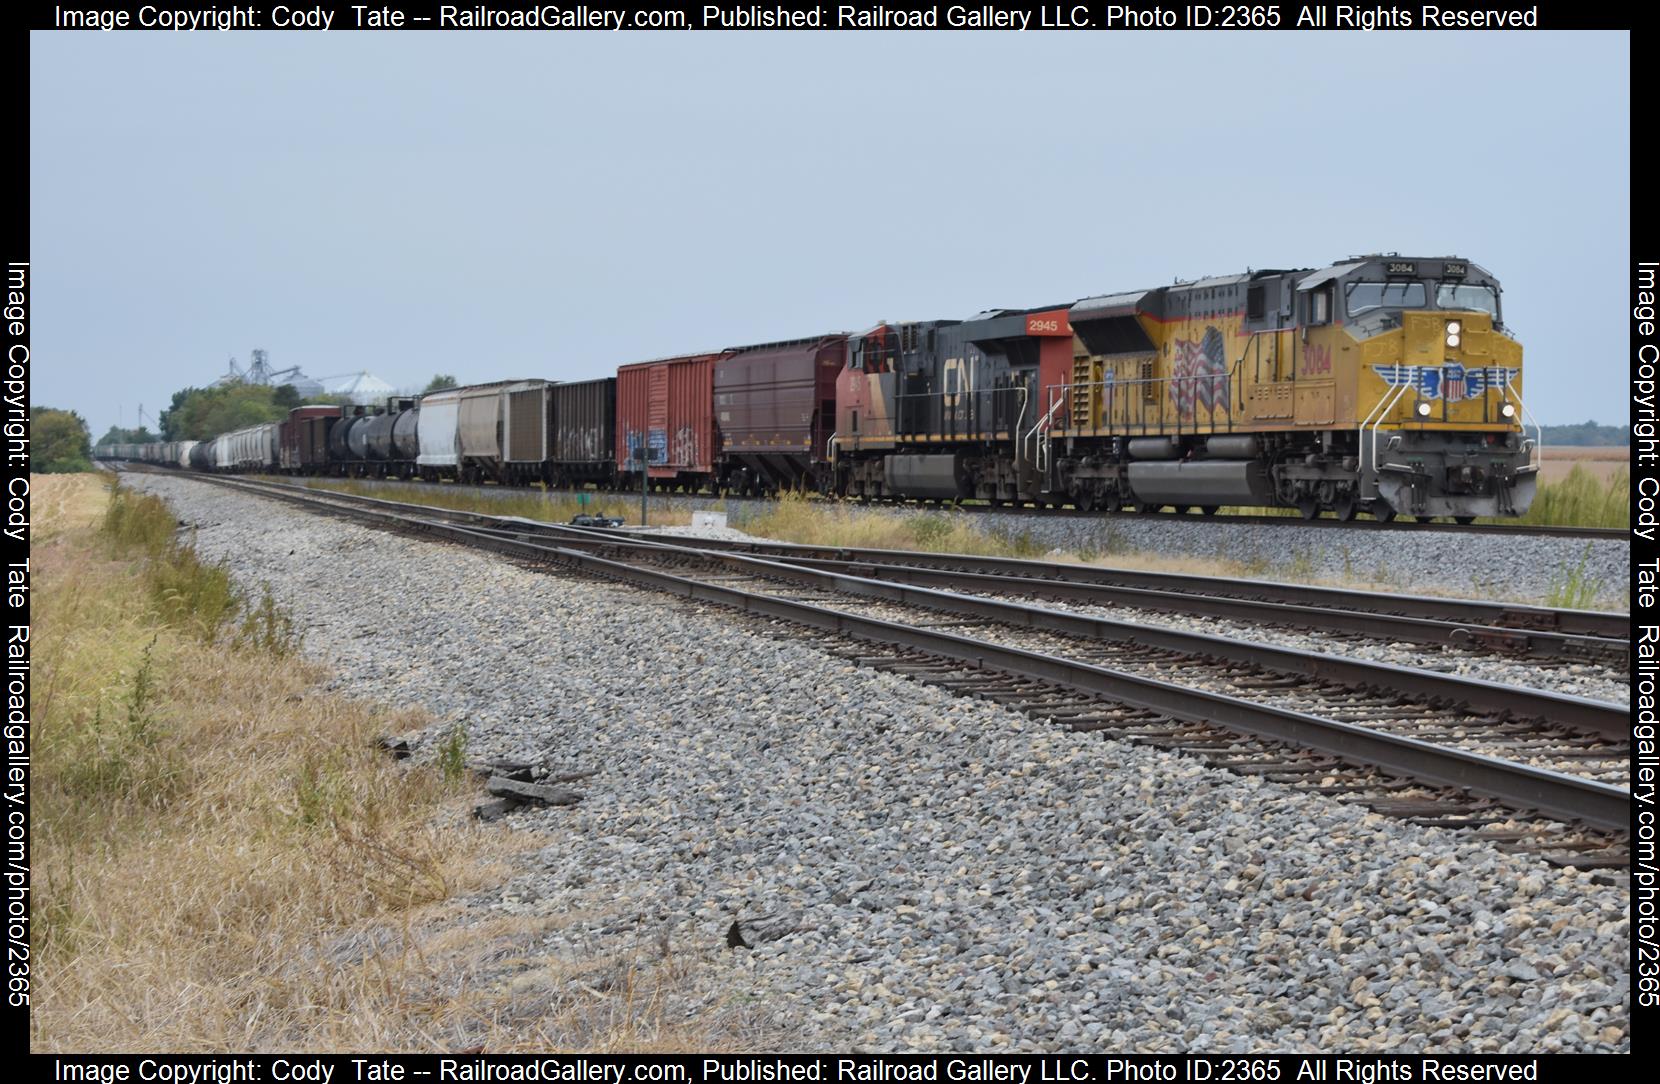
[1055,254,1532,520]
[834,254,1535,522]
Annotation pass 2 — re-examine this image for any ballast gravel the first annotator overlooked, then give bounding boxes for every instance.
[131,474,1631,1053]
[304,476,1629,608]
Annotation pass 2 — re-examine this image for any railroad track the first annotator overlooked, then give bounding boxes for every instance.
[611,531,1630,668]
[169,473,1632,869]
[248,472,1633,668]
[278,472,1627,541]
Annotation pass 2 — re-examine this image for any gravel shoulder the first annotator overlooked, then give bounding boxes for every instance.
[131,473,1631,1053]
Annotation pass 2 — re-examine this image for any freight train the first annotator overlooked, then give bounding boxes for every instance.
[97,254,1537,522]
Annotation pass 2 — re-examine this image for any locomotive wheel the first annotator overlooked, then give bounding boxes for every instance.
[1102,494,1123,514]
[1138,502,1162,514]
[1075,492,1096,512]
[1371,505,1397,523]
[1173,505,1192,516]
[1296,496,1321,520]
[1333,495,1358,522]
[1413,515,1437,523]
[1453,515,1476,525]
[1200,505,1219,516]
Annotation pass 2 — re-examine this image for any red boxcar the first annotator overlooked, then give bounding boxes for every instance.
[715,334,847,495]
[279,405,342,473]
[616,352,727,490]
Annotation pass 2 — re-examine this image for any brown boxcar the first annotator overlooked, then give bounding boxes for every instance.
[616,353,726,489]
[280,405,341,472]
[715,334,847,494]
[549,377,617,486]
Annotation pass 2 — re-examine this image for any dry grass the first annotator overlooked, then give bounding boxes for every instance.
[294,477,692,529]
[1539,446,1629,485]
[741,492,1048,559]
[30,474,754,1052]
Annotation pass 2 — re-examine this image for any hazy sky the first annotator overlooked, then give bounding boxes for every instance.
[31,30,1629,436]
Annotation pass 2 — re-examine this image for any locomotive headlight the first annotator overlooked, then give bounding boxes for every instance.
[1446,333,1461,348]
[1501,403,1516,418]
[1446,321,1462,336]
[1416,402,1432,417]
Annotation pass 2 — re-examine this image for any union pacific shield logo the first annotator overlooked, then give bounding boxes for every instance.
[1374,364,1518,401]
[1442,362,1467,401]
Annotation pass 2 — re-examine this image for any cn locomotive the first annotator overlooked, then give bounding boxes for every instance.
[98,254,1536,522]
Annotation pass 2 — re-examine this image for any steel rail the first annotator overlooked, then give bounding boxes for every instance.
[607,531,1631,640]
[200,477,1632,733]
[267,471,1626,541]
[750,555,1628,667]
[189,474,1631,834]
[476,524,1632,742]
[255,476,1629,640]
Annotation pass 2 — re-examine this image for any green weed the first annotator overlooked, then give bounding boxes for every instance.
[103,480,295,653]
[1513,465,1628,529]
[291,750,350,829]
[234,586,300,657]
[1546,544,1603,609]
[44,638,181,810]
[436,724,468,784]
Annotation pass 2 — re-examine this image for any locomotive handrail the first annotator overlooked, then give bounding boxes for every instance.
[1495,370,1544,470]
[1026,387,1070,479]
[1009,383,1031,472]
[1362,366,1418,497]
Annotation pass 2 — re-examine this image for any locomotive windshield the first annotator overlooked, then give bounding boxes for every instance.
[1345,281,1426,317]
[1436,283,1499,318]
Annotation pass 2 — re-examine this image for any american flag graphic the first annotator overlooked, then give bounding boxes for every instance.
[1173,326,1230,419]
[1442,362,1467,401]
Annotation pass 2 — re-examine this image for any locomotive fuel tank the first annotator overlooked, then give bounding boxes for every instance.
[883,454,968,500]
[1125,461,1275,506]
